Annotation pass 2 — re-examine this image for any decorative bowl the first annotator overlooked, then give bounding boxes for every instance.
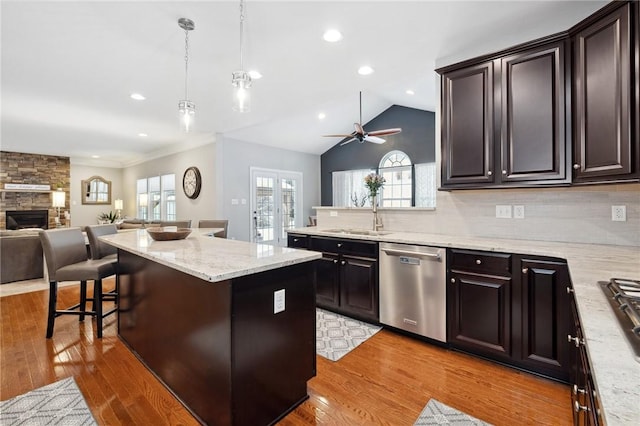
[146,227,192,241]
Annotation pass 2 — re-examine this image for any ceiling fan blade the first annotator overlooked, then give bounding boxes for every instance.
[340,137,358,146]
[354,122,365,135]
[367,128,402,136]
[323,134,355,138]
[364,135,386,144]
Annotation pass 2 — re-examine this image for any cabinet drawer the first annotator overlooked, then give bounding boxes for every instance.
[450,249,511,275]
[287,234,308,249]
[309,236,378,258]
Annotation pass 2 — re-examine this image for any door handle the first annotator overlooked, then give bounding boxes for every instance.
[381,248,441,260]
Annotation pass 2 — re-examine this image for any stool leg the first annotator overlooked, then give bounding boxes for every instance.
[94,279,103,338]
[46,281,57,339]
[79,280,87,321]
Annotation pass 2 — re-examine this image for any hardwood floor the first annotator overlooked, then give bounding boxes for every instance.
[0,280,572,425]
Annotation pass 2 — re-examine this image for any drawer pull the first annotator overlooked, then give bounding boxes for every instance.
[337,243,343,248]
[567,335,584,347]
[293,238,299,242]
[574,401,589,413]
[487,170,493,176]
[450,278,456,284]
[502,170,507,175]
[573,385,586,395]
[522,268,528,274]
[573,164,580,170]
[333,259,338,264]
[567,287,574,294]
[475,259,482,265]
[341,260,346,265]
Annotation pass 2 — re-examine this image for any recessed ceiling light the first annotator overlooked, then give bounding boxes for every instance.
[358,65,374,76]
[318,112,326,120]
[130,93,146,101]
[138,133,148,137]
[406,89,415,95]
[91,155,100,159]
[323,29,343,43]
[248,70,262,79]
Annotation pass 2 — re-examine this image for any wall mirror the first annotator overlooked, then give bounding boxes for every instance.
[81,176,111,205]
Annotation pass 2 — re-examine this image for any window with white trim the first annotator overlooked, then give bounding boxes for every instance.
[136,174,176,220]
[379,150,412,207]
[332,168,375,207]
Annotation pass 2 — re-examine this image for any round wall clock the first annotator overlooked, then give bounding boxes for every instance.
[182,166,202,199]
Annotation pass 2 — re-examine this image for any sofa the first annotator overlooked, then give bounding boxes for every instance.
[0,230,44,283]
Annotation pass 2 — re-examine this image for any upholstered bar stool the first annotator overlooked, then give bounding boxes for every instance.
[39,228,116,338]
[86,224,118,306]
[198,220,228,238]
[157,220,191,228]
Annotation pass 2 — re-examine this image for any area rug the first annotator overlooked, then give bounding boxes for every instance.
[0,377,97,425]
[316,308,382,361]
[414,399,492,425]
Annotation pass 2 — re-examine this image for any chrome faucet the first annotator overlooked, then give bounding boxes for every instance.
[373,211,383,231]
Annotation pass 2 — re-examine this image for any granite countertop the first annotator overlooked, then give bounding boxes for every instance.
[100,228,321,283]
[290,227,640,425]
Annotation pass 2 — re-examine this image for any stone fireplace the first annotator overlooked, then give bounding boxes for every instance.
[6,210,49,230]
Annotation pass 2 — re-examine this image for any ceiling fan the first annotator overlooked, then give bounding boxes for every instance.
[323,91,402,146]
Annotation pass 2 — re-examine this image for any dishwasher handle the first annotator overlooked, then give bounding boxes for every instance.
[381,247,442,261]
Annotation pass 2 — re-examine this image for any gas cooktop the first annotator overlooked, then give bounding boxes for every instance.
[599,278,640,362]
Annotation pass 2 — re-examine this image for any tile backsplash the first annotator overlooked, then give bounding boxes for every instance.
[315,183,640,247]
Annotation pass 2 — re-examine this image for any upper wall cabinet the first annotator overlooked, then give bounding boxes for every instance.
[572,2,639,183]
[439,38,569,189]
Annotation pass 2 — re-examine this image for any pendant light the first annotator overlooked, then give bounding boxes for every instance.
[232,0,251,112]
[178,18,195,132]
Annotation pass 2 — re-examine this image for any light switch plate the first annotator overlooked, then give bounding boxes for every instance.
[513,205,525,219]
[329,211,338,217]
[274,289,285,314]
[496,205,512,219]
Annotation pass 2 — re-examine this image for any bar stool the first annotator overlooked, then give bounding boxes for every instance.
[197,220,228,238]
[85,224,118,306]
[39,228,116,338]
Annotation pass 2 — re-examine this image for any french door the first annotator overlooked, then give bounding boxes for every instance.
[250,168,303,246]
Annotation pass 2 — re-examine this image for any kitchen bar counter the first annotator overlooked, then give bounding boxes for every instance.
[290,227,640,425]
[103,229,321,425]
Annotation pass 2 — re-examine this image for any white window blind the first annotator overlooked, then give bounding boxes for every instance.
[414,162,437,208]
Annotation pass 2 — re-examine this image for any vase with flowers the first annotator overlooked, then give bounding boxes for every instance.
[364,172,385,230]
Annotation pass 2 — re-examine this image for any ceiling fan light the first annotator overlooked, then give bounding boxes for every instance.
[406,89,415,95]
[130,93,146,100]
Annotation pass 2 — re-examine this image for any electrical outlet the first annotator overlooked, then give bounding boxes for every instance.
[496,205,512,219]
[513,205,525,219]
[612,205,627,222]
[274,289,285,314]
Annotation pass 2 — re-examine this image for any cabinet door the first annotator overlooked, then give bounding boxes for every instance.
[315,254,340,310]
[573,3,633,181]
[501,41,568,183]
[519,259,572,381]
[448,271,511,359]
[340,255,378,322]
[441,61,496,186]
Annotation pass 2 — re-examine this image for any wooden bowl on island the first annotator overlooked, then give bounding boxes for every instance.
[146,227,192,241]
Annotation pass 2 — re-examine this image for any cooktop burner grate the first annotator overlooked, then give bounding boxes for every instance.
[599,278,640,362]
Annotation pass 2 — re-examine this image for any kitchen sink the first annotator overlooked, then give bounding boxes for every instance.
[321,228,392,236]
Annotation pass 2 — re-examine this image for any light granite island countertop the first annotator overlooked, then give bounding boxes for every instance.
[289,227,640,426]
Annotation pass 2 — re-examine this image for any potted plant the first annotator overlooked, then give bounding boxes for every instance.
[98,211,117,224]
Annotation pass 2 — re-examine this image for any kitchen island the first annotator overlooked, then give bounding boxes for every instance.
[101,229,321,426]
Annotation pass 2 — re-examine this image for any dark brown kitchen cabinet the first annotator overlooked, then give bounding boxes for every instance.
[572,2,638,183]
[568,287,603,425]
[309,236,379,323]
[448,250,513,360]
[439,37,570,189]
[441,61,495,186]
[518,258,572,382]
[287,233,308,249]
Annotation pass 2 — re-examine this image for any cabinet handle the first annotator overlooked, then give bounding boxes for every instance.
[487,171,493,176]
[341,260,346,265]
[502,170,507,175]
[450,278,456,283]
[567,334,585,347]
[475,259,482,265]
[573,385,586,396]
[337,243,343,248]
[293,238,299,242]
[522,268,528,274]
[573,164,580,170]
[333,259,338,264]
[574,401,589,413]
[567,287,574,294]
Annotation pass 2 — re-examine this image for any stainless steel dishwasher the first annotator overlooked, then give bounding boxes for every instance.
[379,242,447,342]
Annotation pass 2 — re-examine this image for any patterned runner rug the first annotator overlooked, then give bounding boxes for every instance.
[414,399,492,425]
[316,308,382,361]
[0,377,97,425]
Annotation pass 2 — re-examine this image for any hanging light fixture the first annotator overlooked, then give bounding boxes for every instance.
[178,18,195,132]
[232,0,251,112]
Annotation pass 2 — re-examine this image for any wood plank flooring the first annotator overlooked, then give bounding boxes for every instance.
[0,280,572,425]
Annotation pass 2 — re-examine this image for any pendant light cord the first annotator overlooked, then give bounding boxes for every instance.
[184,28,190,99]
[239,0,245,71]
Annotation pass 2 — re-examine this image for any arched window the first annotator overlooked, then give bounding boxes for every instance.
[379,150,412,207]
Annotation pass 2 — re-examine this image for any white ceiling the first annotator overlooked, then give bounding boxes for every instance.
[1,0,606,167]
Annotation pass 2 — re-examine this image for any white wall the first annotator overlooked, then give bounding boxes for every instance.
[121,143,216,227]
[216,136,321,242]
[69,164,123,227]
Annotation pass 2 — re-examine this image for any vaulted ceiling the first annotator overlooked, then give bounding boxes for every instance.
[1,1,606,167]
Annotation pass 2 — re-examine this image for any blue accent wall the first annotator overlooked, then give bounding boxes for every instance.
[320,105,435,205]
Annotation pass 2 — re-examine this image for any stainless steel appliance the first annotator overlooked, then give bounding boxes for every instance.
[599,278,640,360]
[379,242,446,342]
